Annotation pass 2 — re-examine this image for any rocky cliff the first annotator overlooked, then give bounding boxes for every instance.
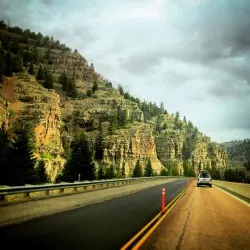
[0,24,229,182]
[0,73,65,182]
[103,123,162,176]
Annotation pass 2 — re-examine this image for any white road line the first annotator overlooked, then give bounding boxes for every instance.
[214,185,250,208]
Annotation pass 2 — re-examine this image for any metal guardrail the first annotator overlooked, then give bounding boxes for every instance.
[0,176,188,204]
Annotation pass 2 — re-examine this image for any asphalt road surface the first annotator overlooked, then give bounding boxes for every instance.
[0,179,186,250]
[142,183,250,250]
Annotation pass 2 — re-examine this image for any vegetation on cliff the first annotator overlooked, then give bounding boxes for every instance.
[0,20,232,185]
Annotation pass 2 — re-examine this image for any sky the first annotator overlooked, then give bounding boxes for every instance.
[0,0,250,142]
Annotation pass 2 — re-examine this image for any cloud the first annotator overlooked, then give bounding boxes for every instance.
[0,0,249,142]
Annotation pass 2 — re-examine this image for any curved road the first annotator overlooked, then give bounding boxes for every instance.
[142,183,250,250]
[0,179,186,250]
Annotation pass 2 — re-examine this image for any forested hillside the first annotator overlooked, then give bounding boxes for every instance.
[0,20,232,186]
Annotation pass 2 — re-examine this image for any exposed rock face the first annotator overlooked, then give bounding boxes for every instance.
[103,123,162,176]
[156,129,228,175]
[0,73,65,182]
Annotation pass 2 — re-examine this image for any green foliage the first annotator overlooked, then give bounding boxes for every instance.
[155,115,165,134]
[67,77,77,98]
[90,63,95,71]
[4,52,13,76]
[37,160,49,183]
[61,132,96,182]
[92,81,98,93]
[31,46,39,64]
[12,54,23,72]
[0,125,39,186]
[108,111,118,134]
[166,160,179,176]
[36,65,45,80]
[98,167,105,180]
[0,122,12,185]
[0,48,4,82]
[87,90,92,97]
[94,131,104,161]
[183,161,196,177]
[41,152,53,159]
[28,63,34,75]
[144,158,154,177]
[105,81,112,88]
[117,106,129,127]
[133,159,143,177]
[43,70,54,89]
[122,163,126,178]
[118,84,124,95]
[0,20,71,51]
[160,167,169,176]
[105,165,115,179]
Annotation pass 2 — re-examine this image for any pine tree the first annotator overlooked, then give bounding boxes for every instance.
[183,116,187,123]
[109,111,118,134]
[9,126,38,186]
[5,52,13,76]
[160,168,168,176]
[28,63,34,75]
[144,158,154,177]
[59,71,69,91]
[94,131,104,161]
[92,81,98,93]
[32,46,39,64]
[90,63,95,71]
[36,65,45,80]
[44,70,53,89]
[68,77,77,97]
[61,132,95,181]
[13,54,23,72]
[121,163,126,178]
[105,165,115,179]
[132,159,143,177]
[0,122,12,185]
[98,167,105,180]
[0,49,4,83]
[37,160,49,183]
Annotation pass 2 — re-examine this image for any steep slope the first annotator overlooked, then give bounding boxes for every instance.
[0,21,229,182]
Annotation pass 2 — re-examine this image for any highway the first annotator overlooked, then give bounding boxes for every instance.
[142,183,250,250]
[0,179,186,250]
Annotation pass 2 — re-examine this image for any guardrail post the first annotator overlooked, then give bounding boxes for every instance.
[161,187,166,214]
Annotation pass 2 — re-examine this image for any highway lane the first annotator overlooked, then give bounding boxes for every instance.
[142,183,250,250]
[0,179,186,250]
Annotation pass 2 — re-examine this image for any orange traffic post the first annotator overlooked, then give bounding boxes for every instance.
[161,187,166,214]
[186,180,189,189]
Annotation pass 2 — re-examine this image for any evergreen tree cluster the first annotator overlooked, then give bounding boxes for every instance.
[108,106,130,134]
[0,20,71,51]
[0,123,48,186]
[60,132,96,182]
[36,65,54,89]
[59,71,77,97]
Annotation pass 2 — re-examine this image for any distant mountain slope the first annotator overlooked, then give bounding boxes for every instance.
[221,139,250,162]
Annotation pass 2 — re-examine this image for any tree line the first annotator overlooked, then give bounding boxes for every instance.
[0,20,71,52]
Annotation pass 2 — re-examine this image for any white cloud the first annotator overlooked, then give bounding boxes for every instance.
[1,0,250,142]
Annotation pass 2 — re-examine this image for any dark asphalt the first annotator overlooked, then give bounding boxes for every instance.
[0,179,186,250]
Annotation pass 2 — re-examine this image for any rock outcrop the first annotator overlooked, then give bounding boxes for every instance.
[0,73,65,182]
[103,123,162,175]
